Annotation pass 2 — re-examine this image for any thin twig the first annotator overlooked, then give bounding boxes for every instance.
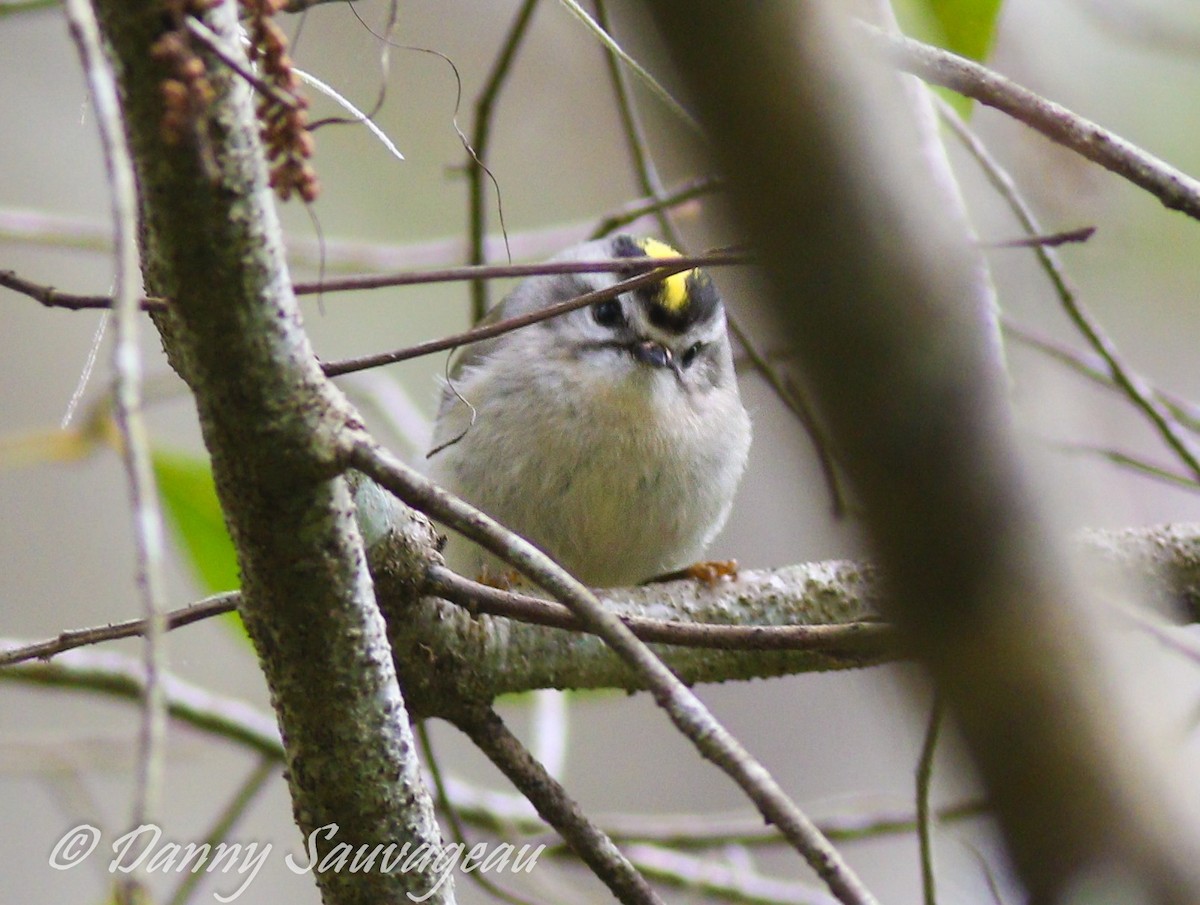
[0,205,571,268]
[427,565,892,656]
[580,800,990,850]
[449,702,663,905]
[587,176,721,240]
[281,0,347,10]
[1002,318,1200,433]
[557,0,698,132]
[916,695,943,905]
[744,329,848,517]
[937,96,1200,483]
[350,440,878,905]
[0,592,239,668]
[0,639,991,860]
[0,0,59,15]
[167,756,278,905]
[296,251,747,295]
[184,16,303,110]
[859,22,1200,221]
[594,0,671,239]
[623,843,839,905]
[984,226,1095,249]
[321,254,746,376]
[0,644,284,758]
[954,835,1010,905]
[1050,442,1200,491]
[1115,604,1200,667]
[440,774,988,847]
[0,569,886,673]
[418,722,542,905]
[0,269,157,310]
[468,0,540,321]
[65,0,171,861]
[5,253,747,312]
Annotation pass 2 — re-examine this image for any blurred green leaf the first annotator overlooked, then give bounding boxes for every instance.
[0,0,61,19]
[921,0,1003,61]
[152,449,247,637]
[894,0,1004,115]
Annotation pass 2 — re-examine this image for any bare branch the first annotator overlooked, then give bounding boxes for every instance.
[166,756,277,905]
[859,22,1200,221]
[321,253,746,376]
[4,251,745,310]
[985,225,1096,249]
[65,0,170,850]
[90,0,450,899]
[916,697,943,905]
[427,564,891,655]
[183,16,303,110]
[297,251,747,295]
[1002,318,1200,433]
[0,643,284,758]
[11,522,1200,697]
[0,269,161,310]
[449,702,663,905]
[593,800,989,849]
[0,593,239,668]
[937,97,1200,481]
[350,440,878,905]
[468,0,540,321]
[622,843,838,905]
[587,175,721,239]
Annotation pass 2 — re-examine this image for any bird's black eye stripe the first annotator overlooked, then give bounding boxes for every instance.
[681,342,703,368]
[592,298,625,328]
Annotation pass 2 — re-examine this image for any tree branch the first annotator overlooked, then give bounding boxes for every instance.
[426,564,891,654]
[0,592,240,668]
[449,702,662,905]
[468,0,540,322]
[349,442,878,905]
[64,0,171,849]
[320,253,746,375]
[11,521,1200,698]
[0,644,284,758]
[89,1,448,902]
[858,21,1200,222]
[936,95,1200,481]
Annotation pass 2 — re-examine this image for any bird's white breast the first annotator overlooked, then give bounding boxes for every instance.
[427,344,750,587]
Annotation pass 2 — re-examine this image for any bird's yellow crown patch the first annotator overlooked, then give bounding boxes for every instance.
[637,237,694,314]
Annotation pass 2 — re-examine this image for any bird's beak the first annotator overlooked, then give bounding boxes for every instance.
[631,340,683,380]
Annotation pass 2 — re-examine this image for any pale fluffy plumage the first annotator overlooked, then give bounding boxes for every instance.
[426,236,751,588]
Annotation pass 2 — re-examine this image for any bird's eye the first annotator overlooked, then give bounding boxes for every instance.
[591,299,625,328]
[681,342,703,368]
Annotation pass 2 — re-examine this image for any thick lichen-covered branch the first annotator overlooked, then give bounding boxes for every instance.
[86,3,446,903]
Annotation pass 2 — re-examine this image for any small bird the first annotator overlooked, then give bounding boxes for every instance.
[426,234,751,588]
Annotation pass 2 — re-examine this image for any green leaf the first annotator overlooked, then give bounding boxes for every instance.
[0,0,61,19]
[894,0,1004,115]
[151,449,247,637]
[896,0,1003,61]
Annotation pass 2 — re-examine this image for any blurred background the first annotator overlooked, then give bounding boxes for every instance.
[5,0,1200,901]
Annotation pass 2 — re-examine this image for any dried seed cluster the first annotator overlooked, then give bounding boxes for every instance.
[150,0,319,202]
[151,0,220,146]
[242,0,320,202]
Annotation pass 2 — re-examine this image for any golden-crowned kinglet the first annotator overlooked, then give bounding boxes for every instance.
[427,234,752,588]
